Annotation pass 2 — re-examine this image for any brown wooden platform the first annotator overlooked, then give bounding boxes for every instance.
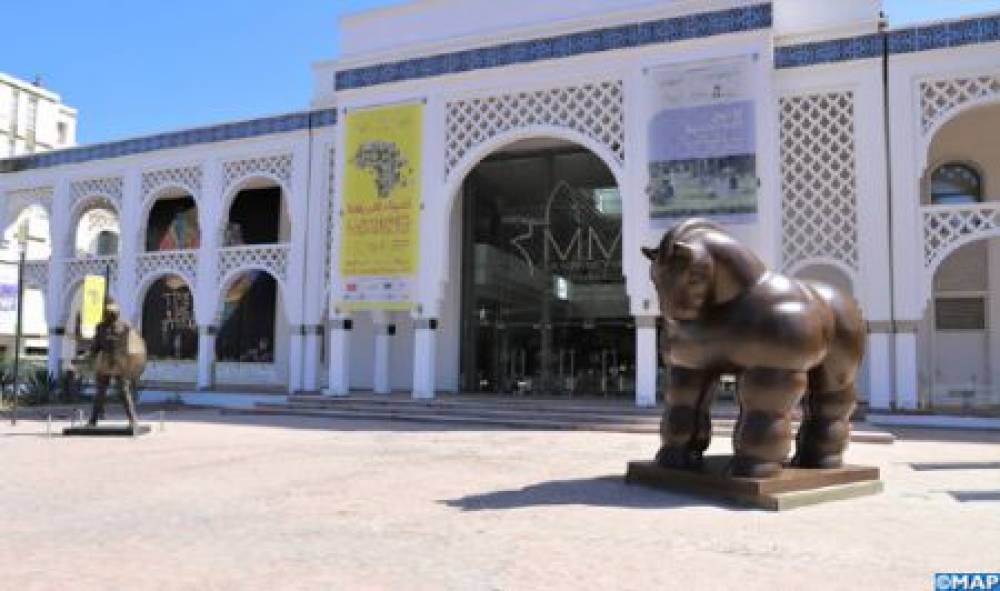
[625,456,882,511]
[63,425,152,437]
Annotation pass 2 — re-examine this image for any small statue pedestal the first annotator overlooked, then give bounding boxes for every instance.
[625,456,882,511]
[63,424,151,437]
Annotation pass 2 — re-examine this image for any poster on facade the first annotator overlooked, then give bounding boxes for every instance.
[338,102,422,311]
[646,56,757,225]
[81,274,106,339]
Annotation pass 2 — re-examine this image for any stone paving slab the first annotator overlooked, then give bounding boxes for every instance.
[1,409,998,590]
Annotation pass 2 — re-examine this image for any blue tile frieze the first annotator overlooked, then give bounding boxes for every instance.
[777,13,1000,69]
[0,108,338,173]
[334,3,773,91]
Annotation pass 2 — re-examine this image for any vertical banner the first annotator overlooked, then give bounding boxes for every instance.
[338,102,423,311]
[646,56,758,226]
[81,274,106,339]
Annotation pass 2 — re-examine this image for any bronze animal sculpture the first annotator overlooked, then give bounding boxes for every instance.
[642,219,865,478]
[84,302,147,428]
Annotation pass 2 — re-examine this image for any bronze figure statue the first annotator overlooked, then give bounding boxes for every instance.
[85,302,147,428]
[642,219,865,478]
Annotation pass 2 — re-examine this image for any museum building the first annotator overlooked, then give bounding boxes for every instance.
[2,0,1000,419]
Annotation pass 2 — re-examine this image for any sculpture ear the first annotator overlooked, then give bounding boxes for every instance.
[641,247,659,262]
[713,263,743,305]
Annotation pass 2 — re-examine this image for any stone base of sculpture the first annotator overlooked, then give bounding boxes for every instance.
[63,424,151,437]
[625,456,881,511]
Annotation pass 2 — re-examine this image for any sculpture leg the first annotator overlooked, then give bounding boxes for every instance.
[730,368,807,478]
[119,377,139,428]
[793,371,857,469]
[656,366,713,469]
[88,375,110,426]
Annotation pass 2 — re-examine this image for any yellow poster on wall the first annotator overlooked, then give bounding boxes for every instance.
[81,274,106,339]
[338,102,423,311]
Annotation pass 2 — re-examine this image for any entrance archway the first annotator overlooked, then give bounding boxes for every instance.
[455,138,632,397]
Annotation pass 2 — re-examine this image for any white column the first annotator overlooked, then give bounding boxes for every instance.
[373,322,394,395]
[302,325,322,392]
[635,316,658,408]
[894,323,919,410]
[326,318,351,396]
[412,318,437,400]
[46,328,65,376]
[866,327,893,410]
[116,172,141,321]
[196,325,216,390]
[288,326,305,394]
[989,241,1000,400]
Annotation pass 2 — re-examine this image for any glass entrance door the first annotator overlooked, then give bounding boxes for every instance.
[460,146,634,398]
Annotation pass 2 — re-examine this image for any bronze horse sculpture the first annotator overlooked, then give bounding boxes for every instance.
[642,219,865,478]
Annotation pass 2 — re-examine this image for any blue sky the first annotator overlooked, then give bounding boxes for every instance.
[4,0,999,145]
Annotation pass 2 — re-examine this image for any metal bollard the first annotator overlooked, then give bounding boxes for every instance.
[46,414,52,438]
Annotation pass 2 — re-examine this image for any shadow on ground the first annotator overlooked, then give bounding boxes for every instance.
[441,475,743,512]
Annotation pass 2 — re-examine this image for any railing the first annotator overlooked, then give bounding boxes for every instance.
[137,249,198,287]
[64,255,119,286]
[922,202,1000,268]
[217,243,290,283]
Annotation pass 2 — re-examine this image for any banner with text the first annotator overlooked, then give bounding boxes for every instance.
[81,274,106,339]
[338,102,423,311]
[646,56,757,225]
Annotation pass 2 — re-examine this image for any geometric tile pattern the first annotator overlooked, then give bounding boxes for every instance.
[336,4,772,90]
[779,92,859,272]
[920,74,1000,134]
[23,260,49,292]
[325,148,336,285]
[923,203,1000,269]
[445,80,625,177]
[4,185,53,220]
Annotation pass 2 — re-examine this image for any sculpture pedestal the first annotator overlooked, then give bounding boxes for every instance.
[625,456,881,511]
[63,424,152,437]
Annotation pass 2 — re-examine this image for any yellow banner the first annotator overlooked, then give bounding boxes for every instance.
[81,275,106,339]
[339,102,423,311]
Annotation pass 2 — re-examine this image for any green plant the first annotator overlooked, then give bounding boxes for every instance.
[23,369,59,406]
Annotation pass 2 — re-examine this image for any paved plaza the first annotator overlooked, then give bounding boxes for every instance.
[2,409,999,590]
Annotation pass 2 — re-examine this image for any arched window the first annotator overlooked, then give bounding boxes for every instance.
[931,163,982,205]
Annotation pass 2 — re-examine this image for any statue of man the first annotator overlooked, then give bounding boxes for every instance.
[88,301,140,428]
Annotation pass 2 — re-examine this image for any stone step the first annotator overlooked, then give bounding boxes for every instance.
[232,403,894,444]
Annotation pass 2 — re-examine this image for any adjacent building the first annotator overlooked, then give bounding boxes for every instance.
[1,0,998,422]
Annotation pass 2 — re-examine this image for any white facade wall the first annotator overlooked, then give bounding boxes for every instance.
[1,0,999,416]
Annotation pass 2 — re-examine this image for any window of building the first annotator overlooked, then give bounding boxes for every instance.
[930,163,982,205]
[935,297,987,331]
[57,121,68,145]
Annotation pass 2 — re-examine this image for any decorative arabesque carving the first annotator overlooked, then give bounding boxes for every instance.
[444,80,625,178]
[779,92,859,273]
[920,74,1000,134]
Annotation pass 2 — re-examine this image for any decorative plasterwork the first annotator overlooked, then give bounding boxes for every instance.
[445,80,625,178]
[218,244,290,285]
[136,250,199,290]
[780,91,859,273]
[64,256,119,300]
[141,166,203,200]
[4,186,53,219]
[920,74,1000,134]
[325,148,336,285]
[923,203,1000,269]
[22,261,49,292]
[223,154,293,193]
[71,177,123,209]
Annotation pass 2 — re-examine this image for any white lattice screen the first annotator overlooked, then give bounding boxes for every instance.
[64,256,119,303]
[218,244,290,284]
[223,154,293,192]
[325,148,336,285]
[141,166,203,200]
[71,177,123,207]
[923,203,1000,269]
[921,74,1000,134]
[23,261,48,292]
[4,186,53,222]
[137,250,199,289]
[444,80,625,178]
[780,91,859,273]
